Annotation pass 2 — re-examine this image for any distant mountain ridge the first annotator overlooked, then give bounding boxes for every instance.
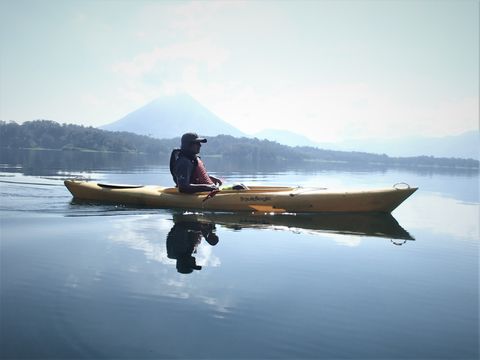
[256,128,479,160]
[254,129,318,147]
[319,131,479,160]
[99,93,477,159]
[101,93,245,139]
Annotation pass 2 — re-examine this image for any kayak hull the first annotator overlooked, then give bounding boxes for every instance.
[64,180,417,214]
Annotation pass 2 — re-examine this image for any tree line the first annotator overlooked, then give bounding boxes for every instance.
[0,120,478,170]
[0,120,169,154]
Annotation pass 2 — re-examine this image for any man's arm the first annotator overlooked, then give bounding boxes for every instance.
[176,158,218,193]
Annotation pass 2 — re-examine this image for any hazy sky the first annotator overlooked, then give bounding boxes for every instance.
[1,0,478,141]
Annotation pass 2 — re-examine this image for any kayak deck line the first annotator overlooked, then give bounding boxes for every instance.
[64,180,418,214]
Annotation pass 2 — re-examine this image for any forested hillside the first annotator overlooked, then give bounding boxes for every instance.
[1,120,478,170]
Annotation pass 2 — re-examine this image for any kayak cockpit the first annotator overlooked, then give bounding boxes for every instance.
[98,183,144,189]
[160,185,297,195]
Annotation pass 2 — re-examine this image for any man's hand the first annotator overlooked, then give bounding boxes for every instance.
[207,184,219,191]
[209,176,223,186]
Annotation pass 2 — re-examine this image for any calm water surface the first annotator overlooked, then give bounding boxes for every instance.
[0,151,478,359]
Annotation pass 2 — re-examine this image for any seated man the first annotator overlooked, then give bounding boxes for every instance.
[170,132,222,193]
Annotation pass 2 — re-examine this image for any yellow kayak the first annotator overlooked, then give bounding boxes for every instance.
[64,180,417,213]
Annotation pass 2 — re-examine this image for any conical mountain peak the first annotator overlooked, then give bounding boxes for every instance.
[102,94,244,139]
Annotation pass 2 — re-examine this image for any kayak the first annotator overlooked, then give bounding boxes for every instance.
[177,212,414,240]
[64,180,417,213]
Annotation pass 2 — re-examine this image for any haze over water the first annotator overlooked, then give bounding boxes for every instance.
[1,150,478,359]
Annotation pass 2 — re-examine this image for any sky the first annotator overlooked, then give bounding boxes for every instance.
[0,0,478,142]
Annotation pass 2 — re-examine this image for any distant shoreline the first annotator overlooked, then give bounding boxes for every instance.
[2,147,478,172]
[1,146,146,155]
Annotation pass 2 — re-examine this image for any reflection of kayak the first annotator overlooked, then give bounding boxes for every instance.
[179,212,414,240]
[64,180,417,214]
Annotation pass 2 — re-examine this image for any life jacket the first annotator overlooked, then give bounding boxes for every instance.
[192,158,214,185]
[169,149,213,186]
[170,149,188,186]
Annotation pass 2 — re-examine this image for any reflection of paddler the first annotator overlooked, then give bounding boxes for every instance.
[166,216,219,274]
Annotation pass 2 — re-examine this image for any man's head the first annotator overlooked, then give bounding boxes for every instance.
[176,255,202,274]
[181,132,207,154]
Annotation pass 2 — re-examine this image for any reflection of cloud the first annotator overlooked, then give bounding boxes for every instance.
[108,215,174,265]
[328,235,362,247]
[223,224,367,247]
[196,242,221,267]
[64,274,80,289]
[198,295,231,318]
[108,215,221,268]
[395,193,479,241]
[105,214,232,317]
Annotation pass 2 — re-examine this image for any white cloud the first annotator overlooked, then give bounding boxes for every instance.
[3,0,478,139]
[104,1,478,140]
[109,52,479,141]
[108,36,230,112]
[111,38,228,78]
[192,84,479,141]
[81,93,106,107]
[134,0,246,40]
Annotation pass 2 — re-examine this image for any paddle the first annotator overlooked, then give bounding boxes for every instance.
[202,189,220,203]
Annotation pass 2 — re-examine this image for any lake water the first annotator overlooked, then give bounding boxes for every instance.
[0,150,478,359]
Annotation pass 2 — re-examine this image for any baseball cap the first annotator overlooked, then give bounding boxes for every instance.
[181,133,207,146]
